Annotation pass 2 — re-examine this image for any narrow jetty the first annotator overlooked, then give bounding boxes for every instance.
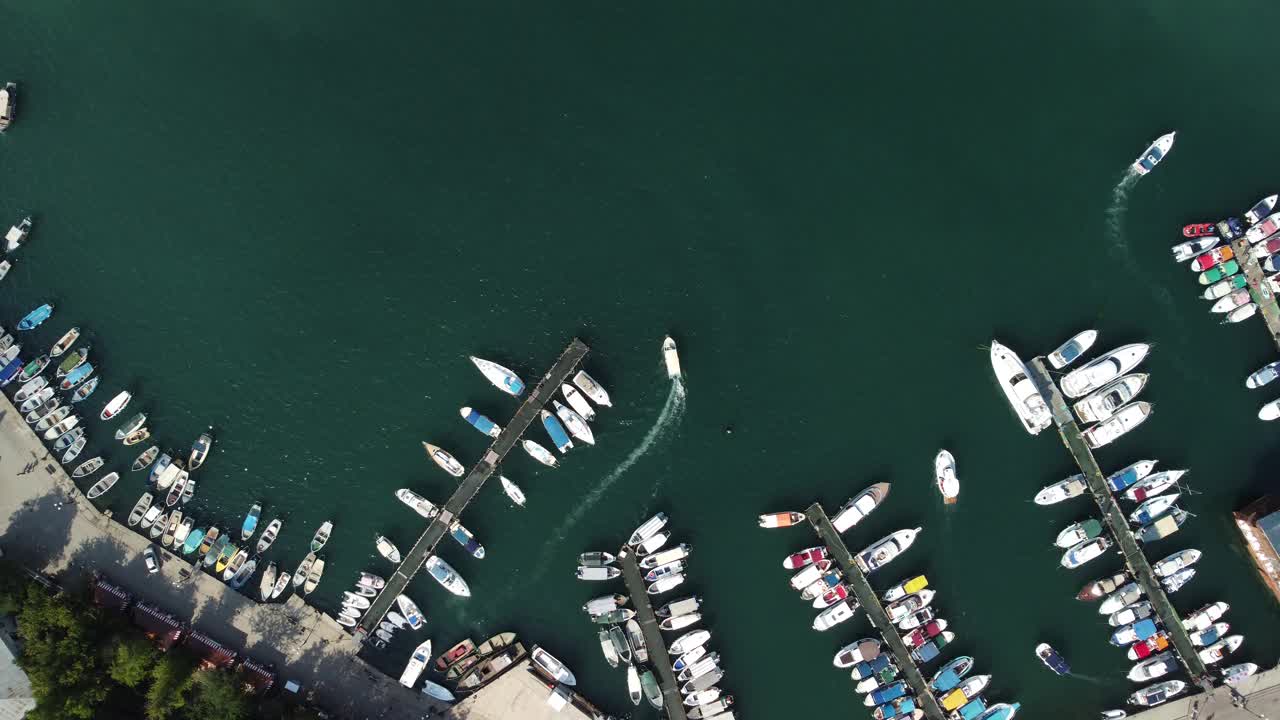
[357,339,590,635]
[618,551,688,720]
[807,504,947,720]
[1027,358,1208,680]
[1228,235,1280,351]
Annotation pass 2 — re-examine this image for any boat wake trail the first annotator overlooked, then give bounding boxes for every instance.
[1105,169,1139,259]
[525,378,687,582]
[1067,673,1108,685]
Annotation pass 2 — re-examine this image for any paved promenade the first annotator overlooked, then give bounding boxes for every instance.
[1126,665,1280,720]
[0,393,441,720]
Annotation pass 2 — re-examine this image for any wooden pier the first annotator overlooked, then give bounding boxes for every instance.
[1228,235,1280,352]
[618,551,688,720]
[357,339,590,635]
[807,504,948,720]
[1027,358,1209,681]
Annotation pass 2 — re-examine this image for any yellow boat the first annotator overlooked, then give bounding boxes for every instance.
[215,544,238,573]
[883,575,928,603]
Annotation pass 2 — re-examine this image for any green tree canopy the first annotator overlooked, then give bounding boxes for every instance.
[15,585,109,718]
[145,653,195,720]
[185,669,250,720]
[108,633,158,689]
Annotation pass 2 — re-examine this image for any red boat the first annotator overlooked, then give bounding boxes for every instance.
[817,583,851,608]
[1129,633,1169,660]
[903,620,947,649]
[783,545,828,570]
[434,639,476,671]
[1192,246,1234,271]
[1183,222,1216,238]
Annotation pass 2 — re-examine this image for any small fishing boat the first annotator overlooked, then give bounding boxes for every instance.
[17,384,51,413]
[1203,273,1248,300]
[421,679,455,703]
[499,475,526,506]
[459,406,502,437]
[61,435,87,464]
[153,457,182,489]
[1,212,27,249]
[590,608,636,625]
[1191,245,1234,271]
[16,304,52,331]
[23,397,58,426]
[1061,537,1112,569]
[1099,583,1144,615]
[553,400,594,445]
[189,432,212,470]
[292,555,314,590]
[783,545,827,570]
[583,593,628,615]
[1078,571,1129,601]
[1131,132,1175,175]
[399,639,433,688]
[1055,518,1103,549]
[0,359,24,388]
[255,562,277,601]
[131,446,158,472]
[448,521,484,558]
[1211,288,1253,314]
[572,370,612,406]
[469,356,525,396]
[182,528,205,556]
[934,450,959,504]
[626,664,642,705]
[435,639,476,672]
[34,405,71,433]
[662,335,682,378]
[425,555,471,597]
[49,328,78,357]
[579,551,615,567]
[197,527,219,558]
[1124,469,1185,502]
[648,574,685,595]
[148,453,172,485]
[759,511,805,529]
[521,439,559,467]
[375,535,402,563]
[228,557,257,590]
[1061,344,1150,398]
[1083,402,1153,448]
[577,565,622,581]
[241,503,261,541]
[220,546,245,579]
[628,512,668,546]
[53,427,84,451]
[114,412,147,440]
[990,339,1053,435]
[561,383,596,421]
[55,347,88,378]
[142,506,165,535]
[72,456,104,478]
[164,469,189,507]
[255,518,281,554]
[643,669,665,708]
[16,354,48,383]
[422,442,465,476]
[179,476,195,504]
[636,531,669,555]
[1035,474,1088,505]
[1161,567,1196,593]
[656,595,700,619]
[1153,549,1201,578]
[395,488,438,518]
[687,697,733,718]
[1200,259,1241,285]
[311,521,332,552]
[1074,374,1149,424]
[1172,235,1219,262]
[1136,508,1188,542]
[1248,212,1280,243]
[832,481,892,532]
[359,572,386,589]
[857,528,921,573]
[204,535,230,568]
[530,646,577,686]
[1248,361,1280,389]
[1049,330,1098,369]
[86,472,119,500]
[172,517,195,551]
[813,599,856,631]
[540,410,573,453]
[1129,493,1180,525]
[1129,680,1186,707]
[303,556,325,594]
[160,512,182,547]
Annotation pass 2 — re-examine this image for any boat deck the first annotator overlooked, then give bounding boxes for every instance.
[1027,358,1209,682]
[807,503,948,720]
[618,550,688,720]
[356,339,590,635]
[1229,236,1280,350]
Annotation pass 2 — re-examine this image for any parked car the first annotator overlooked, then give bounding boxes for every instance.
[143,546,159,574]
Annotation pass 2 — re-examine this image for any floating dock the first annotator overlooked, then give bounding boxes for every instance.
[807,503,948,720]
[1228,235,1280,351]
[357,339,590,635]
[618,551,687,720]
[1027,358,1209,681]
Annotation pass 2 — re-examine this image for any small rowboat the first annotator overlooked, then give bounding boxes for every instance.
[758,511,805,529]
[131,446,159,472]
[49,327,79,357]
[189,431,213,470]
[86,472,119,499]
[71,456,104,478]
[61,435,87,464]
[72,377,99,403]
[115,413,147,440]
[123,427,151,446]
[55,347,88,378]
[17,354,48,382]
[59,362,93,391]
[99,391,130,420]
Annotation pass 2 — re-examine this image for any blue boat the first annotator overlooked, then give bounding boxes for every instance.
[911,632,953,664]
[875,697,918,720]
[241,503,261,541]
[449,521,485,559]
[851,652,894,680]
[955,698,988,720]
[459,406,502,438]
[1105,459,1157,492]
[930,655,974,692]
[1111,617,1158,646]
[0,356,22,386]
[865,680,907,707]
[1191,623,1225,647]
[1036,643,1070,675]
[16,303,52,331]
[976,703,1021,720]
[60,362,93,389]
[540,410,573,452]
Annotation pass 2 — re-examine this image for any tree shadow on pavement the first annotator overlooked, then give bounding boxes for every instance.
[0,488,77,572]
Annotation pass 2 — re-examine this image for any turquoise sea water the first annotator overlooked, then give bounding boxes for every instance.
[3,1,1280,717]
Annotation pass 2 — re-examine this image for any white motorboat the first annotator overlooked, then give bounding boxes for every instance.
[1083,402,1153,448]
[1073,374,1149,424]
[1172,236,1220,263]
[469,356,525,396]
[1127,651,1178,682]
[400,640,432,688]
[813,600,856,631]
[1048,330,1098,369]
[1153,549,1201,578]
[4,216,30,252]
[531,646,577,685]
[663,335,682,379]
[1224,303,1258,325]
[990,340,1052,435]
[934,450,958,505]
[1161,567,1196,593]
[1247,194,1280,224]
[425,555,471,597]
[635,532,669,555]
[1131,132,1175,176]
[1034,474,1088,505]
[629,512,668,547]
[1108,601,1152,628]
[421,443,465,477]
[1129,494,1180,525]
[1223,663,1259,686]
[642,544,690,569]
[341,592,371,609]
[86,472,119,500]
[831,482,891,532]
[856,528,921,573]
[1259,398,1280,421]
[626,664,642,706]
[669,630,711,657]
[1181,602,1229,632]
[359,572,387,589]
[1060,344,1151,398]
[1199,635,1244,665]
[648,575,685,595]
[561,383,596,421]
[1248,213,1280,244]
[1098,583,1143,615]
[553,400,594,445]
[834,639,881,668]
[1247,361,1280,389]
[573,370,612,407]
[396,594,424,630]
[18,385,52,414]
[1124,470,1186,503]
[1061,537,1112,569]
[577,566,622,581]
[521,439,559,467]
[375,536,401,563]
[395,488,438,518]
[500,476,526,507]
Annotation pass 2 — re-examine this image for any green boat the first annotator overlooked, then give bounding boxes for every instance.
[18,354,48,382]
[55,347,88,378]
[1199,260,1240,285]
[1203,273,1248,300]
[203,534,229,567]
[1056,518,1104,548]
[591,608,637,625]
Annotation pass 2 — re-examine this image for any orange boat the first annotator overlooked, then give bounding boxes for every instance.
[758,511,805,529]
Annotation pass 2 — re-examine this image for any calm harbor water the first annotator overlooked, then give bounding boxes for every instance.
[3,2,1280,717]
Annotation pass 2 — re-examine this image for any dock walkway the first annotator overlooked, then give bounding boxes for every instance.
[1229,236,1280,351]
[358,339,590,633]
[807,504,947,720]
[619,551,687,720]
[1028,359,1208,680]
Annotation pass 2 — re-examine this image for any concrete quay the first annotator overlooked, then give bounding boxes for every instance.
[617,550,687,720]
[1125,664,1280,720]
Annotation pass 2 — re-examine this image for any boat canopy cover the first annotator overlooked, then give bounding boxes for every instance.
[933,669,961,692]
[1133,618,1159,641]
[957,698,988,720]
